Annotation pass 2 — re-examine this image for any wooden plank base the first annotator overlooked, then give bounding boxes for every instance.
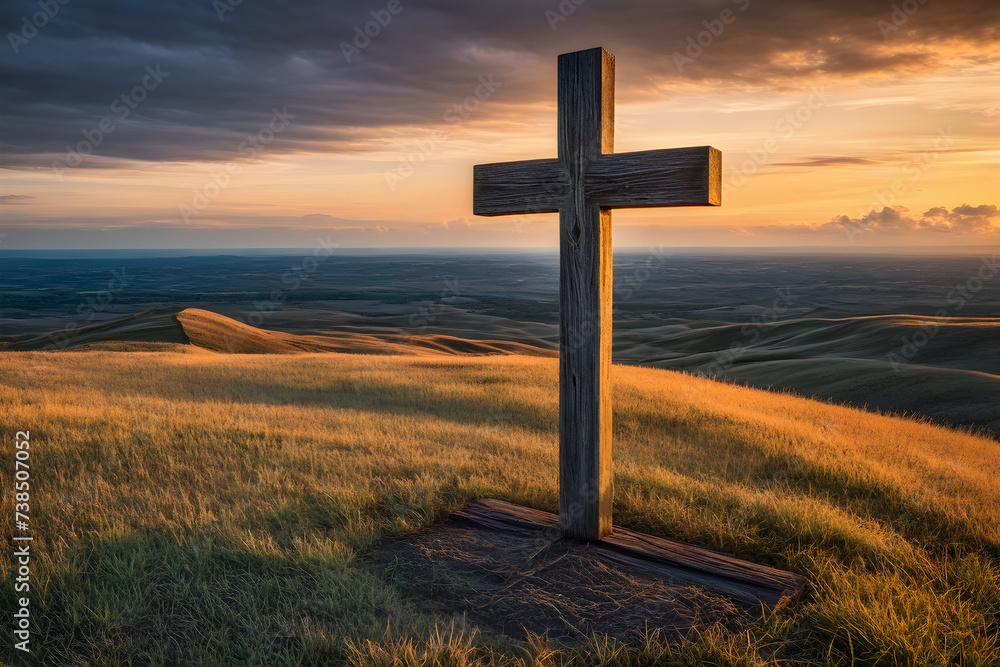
[453,499,807,610]
[374,499,808,644]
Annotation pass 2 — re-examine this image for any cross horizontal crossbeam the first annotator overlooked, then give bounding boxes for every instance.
[474,146,721,216]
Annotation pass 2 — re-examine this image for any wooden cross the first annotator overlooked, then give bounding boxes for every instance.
[473,47,721,541]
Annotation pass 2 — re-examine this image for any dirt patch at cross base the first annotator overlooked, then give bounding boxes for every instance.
[371,501,778,646]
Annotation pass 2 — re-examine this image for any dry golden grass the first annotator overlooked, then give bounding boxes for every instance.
[1,349,998,665]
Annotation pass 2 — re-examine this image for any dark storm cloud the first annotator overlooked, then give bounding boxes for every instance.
[1,0,997,168]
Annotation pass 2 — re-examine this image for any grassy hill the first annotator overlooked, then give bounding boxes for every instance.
[1,349,998,665]
[5,305,998,440]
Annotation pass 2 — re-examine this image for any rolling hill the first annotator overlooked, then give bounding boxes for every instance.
[617,314,1000,439]
[4,305,996,440]
[0,306,559,357]
[0,340,998,664]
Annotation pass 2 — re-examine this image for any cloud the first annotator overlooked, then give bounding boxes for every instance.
[772,157,880,167]
[0,0,996,169]
[920,204,999,232]
[0,195,34,204]
[442,217,472,230]
[820,203,1000,236]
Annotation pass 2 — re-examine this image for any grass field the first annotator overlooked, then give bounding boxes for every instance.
[1,349,998,665]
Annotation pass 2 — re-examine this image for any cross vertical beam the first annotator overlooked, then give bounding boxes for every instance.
[558,47,614,540]
[472,46,721,543]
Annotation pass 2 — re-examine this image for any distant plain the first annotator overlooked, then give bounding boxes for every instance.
[1,250,997,437]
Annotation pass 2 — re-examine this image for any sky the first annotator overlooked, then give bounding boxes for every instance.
[0,0,998,250]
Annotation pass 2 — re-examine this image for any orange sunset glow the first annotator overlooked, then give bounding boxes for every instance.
[1,1,998,249]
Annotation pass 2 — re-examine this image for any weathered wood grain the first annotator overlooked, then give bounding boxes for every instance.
[453,499,809,609]
[473,147,720,216]
[586,146,721,208]
[557,46,614,541]
[471,46,723,542]
[473,159,567,216]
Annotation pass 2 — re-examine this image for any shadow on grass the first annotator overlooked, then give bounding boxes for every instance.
[13,533,401,666]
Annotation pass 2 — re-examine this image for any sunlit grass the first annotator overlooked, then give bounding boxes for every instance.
[1,349,998,665]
